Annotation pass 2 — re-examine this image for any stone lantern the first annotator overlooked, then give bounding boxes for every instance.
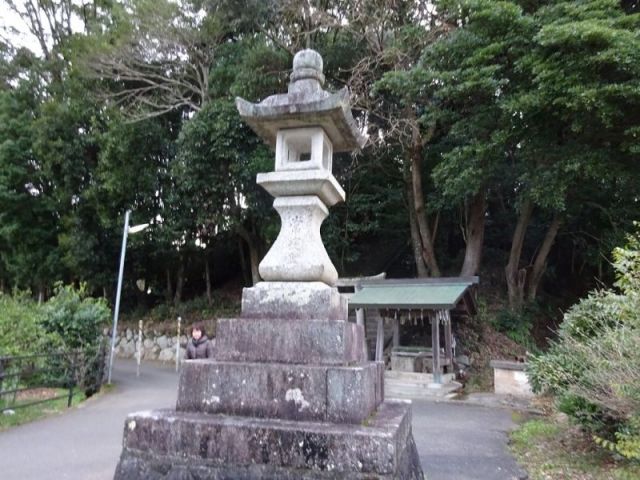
[236,49,366,312]
[113,50,423,480]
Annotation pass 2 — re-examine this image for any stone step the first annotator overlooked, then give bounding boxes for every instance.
[385,370,456,384]
[115,401,423,479]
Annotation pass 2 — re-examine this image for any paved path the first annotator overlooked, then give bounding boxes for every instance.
[0,360,526,480]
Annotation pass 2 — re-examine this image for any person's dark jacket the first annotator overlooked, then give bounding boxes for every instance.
[186,335,215,360]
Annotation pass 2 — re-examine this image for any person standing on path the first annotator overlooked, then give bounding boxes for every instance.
[185,322,214,359]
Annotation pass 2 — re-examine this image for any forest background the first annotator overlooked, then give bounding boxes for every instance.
[0,0,639,344]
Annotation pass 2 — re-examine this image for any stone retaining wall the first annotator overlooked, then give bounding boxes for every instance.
[111,328,189,363]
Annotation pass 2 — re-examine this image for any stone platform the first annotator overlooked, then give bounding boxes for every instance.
[176,360,382,423]
[115,400,423,480]
[113,282,424,479]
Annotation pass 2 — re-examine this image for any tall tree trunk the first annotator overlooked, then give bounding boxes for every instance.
[238,238,251,286]
[460,192,487,276]
[205,255,213,306]
[505,199,534,310]
[174,256,185,305]
[410,141,440,277]
[165,268,173,304]
[404,166,429,277]
[237,226,262,285]
[37,286,44,304]
[527,214,562,302]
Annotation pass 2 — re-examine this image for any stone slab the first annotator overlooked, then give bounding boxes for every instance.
[176,360,381,424]
[493,367,533,397]
[241,282,348,320]
[257,170,345,207]
[215,318,366,365]
[114,401,423,479]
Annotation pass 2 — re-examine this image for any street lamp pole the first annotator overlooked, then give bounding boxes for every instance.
[107,210,151,384]
[108,210,131,384]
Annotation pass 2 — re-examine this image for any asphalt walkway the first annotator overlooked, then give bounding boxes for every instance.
[0,360,526,480]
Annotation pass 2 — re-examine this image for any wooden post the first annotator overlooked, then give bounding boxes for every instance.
[375,314,384,362]
[444,310,453,374]
[431,311,442,384]
[392,312,400,349]
[355,284,365,327]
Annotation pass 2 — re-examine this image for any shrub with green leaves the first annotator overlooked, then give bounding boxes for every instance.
[0,291,63,356]
[528,226,640,460]
[41,283,110,350]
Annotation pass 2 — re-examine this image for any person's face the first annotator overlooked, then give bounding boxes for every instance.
[192,328,202,340]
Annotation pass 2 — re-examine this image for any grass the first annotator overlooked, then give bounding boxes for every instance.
[0,388,87,431]
[510,416,640,480]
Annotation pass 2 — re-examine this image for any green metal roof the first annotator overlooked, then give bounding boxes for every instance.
[347,277,478,310]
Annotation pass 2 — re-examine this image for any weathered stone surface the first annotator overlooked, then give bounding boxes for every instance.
[241,282,347,321]
[114,401,423,480]
[326,364,378,424]
[257,170,345,207]
[158,348,174,363]
[235,50,367,153]
[176,360,381,424]
[259,196,338,285]
[215,318,365,365]
[156,335,169,349]
[376,361,386,406]
[490,361,533,397]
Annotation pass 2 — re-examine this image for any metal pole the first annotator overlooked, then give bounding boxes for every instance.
[136,319,143,377]
[108,210,131,384]
[175,316,182,372]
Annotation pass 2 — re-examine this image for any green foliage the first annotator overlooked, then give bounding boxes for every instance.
[0,292,62,356]
[510,416,640,480]
[41,283,110,350]
[491,307,537,349]
[528,227,640,459]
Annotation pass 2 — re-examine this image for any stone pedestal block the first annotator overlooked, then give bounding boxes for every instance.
[241,282,347,320]
[115,401,423,480]
[257,170,345,207]
[258,196,339,285]
[215,318,366,365]
[176,360,381,424]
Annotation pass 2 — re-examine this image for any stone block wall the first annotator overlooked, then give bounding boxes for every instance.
[110,327,190,363]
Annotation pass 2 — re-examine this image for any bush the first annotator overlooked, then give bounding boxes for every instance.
[528,227,640,460]
[0,291,63,356]
[41,283,110,350]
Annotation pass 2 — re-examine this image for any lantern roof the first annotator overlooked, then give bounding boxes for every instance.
[235,49,367,153]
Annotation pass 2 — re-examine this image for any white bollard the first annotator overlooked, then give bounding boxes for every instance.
[136,320,143,377]
[175,316,182,372]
